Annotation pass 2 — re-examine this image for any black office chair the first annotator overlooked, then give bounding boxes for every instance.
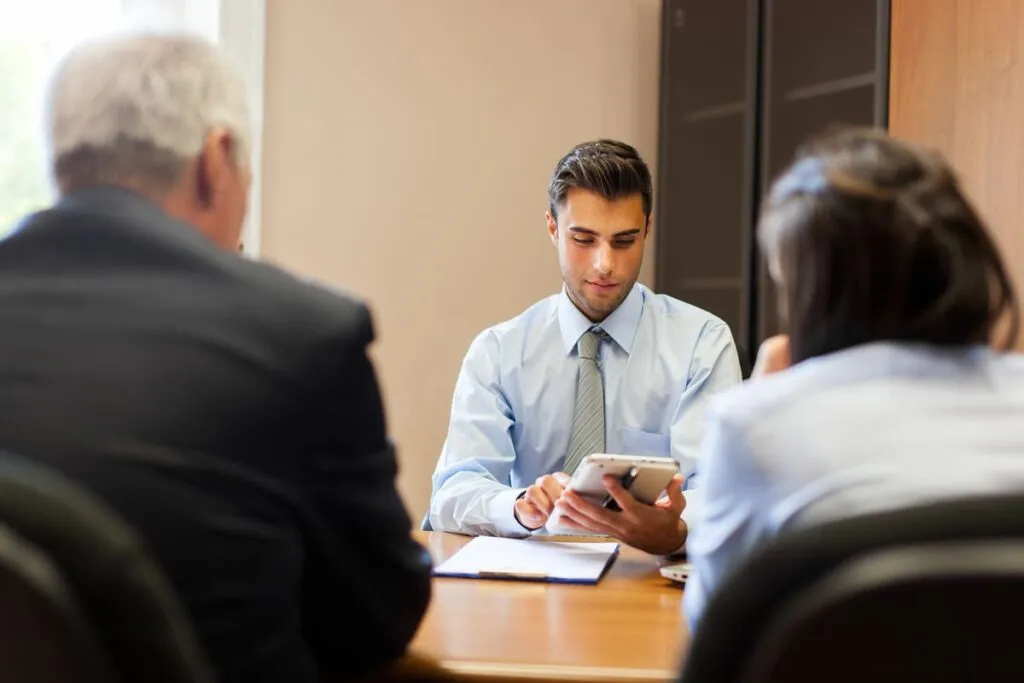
[0,453,216,683]
[681,494,1024,683]
[0,524,113,683]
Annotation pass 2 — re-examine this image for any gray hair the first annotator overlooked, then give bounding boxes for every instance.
[45,31,251,194]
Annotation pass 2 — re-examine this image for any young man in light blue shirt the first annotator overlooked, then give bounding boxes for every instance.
[428,140,742,554]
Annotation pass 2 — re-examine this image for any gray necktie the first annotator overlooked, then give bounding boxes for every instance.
[563,330,606,475]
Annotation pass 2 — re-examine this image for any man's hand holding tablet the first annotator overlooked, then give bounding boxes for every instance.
[513,454,687,555]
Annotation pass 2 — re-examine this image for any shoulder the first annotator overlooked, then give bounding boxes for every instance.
[464,293,560,358]
[642,288,732,335]
[709,366,816,435]
[706,341,1012,431]
[233,258,374,349]
[638,288,736,362]
[992,350,1024,383]
[707,342,901,432]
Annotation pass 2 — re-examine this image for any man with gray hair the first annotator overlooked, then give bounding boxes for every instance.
[0,32,430,683]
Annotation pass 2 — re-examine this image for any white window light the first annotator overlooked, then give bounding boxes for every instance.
[0,0,265,255]
[121,0,267,257]
[219,0,266,258]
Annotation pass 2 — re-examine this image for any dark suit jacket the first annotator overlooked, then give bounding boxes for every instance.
[0,187,432,683]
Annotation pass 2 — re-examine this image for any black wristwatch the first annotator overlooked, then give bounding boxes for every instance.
[513,490,543,531]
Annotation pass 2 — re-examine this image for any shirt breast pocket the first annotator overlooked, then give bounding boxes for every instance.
[619,427,671,458]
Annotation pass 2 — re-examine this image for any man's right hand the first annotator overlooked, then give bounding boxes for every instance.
[514,472,570,530]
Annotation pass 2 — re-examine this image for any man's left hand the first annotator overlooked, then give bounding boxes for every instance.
[552,473,687,555]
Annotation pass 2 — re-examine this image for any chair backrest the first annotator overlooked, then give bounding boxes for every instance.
[740,540,1024,683]
[681,494,1024,683]
[0,453,216,683]
[0,525,113,683]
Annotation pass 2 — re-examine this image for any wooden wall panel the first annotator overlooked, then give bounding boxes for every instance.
[889,0,1024,349]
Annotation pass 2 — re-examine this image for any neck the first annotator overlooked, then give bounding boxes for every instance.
[160,188,234,251]
[566,288,611,323]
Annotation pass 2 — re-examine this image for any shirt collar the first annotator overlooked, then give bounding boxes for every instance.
[557,283,645,355]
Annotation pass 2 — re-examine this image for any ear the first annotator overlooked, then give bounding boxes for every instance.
[546,209,558,246]
[196,128,235,209]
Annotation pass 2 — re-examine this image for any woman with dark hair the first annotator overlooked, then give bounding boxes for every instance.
[683,127,1024,631]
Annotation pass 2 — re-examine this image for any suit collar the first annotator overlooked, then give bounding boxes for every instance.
[51,186,217,251]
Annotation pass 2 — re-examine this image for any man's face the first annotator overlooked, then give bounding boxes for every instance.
[547,188,648,322]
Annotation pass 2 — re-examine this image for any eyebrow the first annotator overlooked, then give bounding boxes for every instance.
[568,227,643,238]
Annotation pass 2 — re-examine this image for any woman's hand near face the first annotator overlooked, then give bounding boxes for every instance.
[752,334,792,378]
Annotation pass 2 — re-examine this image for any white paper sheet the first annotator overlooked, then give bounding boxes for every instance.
[433,536,620,584]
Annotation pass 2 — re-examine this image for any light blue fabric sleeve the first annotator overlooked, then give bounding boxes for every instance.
[427,331,528,536]
[684,408,770,632]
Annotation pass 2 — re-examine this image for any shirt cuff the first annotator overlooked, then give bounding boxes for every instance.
[488,487,531,536]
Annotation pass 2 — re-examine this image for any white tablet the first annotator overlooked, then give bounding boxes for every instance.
[545,453,680,534]
[660,561,692,584]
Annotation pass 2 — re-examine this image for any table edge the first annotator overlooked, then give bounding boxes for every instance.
[440,660,677,683]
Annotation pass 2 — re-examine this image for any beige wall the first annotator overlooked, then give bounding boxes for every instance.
[261,0,663,518]
[889,0,1024,349]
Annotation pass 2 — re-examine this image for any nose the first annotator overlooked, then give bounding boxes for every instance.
[593,243,613,277]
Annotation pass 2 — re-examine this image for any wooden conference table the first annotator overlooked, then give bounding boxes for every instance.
[410,531,689,683]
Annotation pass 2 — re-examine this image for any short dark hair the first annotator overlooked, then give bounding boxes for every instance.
[548,139,653,220]
[759,126,1019,363]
